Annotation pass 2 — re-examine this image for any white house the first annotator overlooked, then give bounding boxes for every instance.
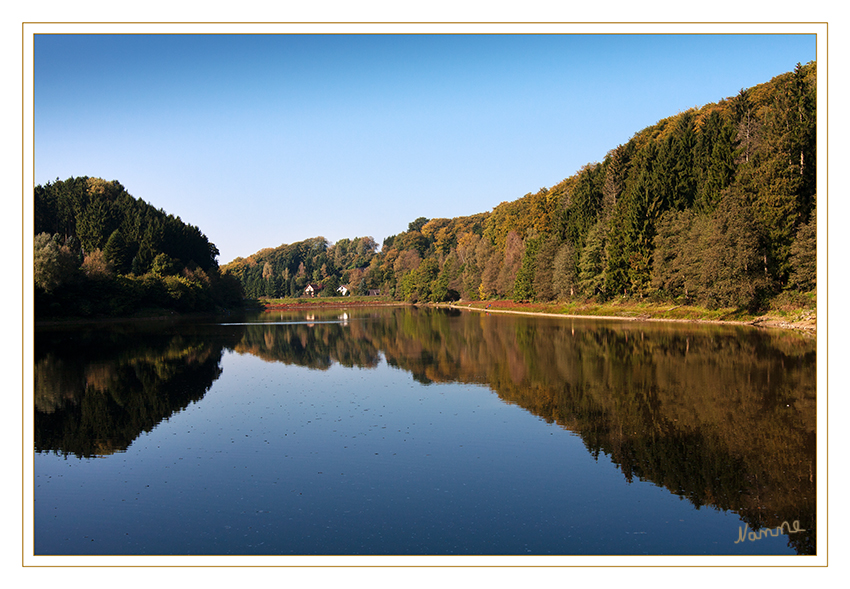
[304,283,323,297]
[337,285,350,296]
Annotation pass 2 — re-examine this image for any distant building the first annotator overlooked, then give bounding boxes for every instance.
[366,289,381,297]
[304,283,323,297]
[337,285,350,296]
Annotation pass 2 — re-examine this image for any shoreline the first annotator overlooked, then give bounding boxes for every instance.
[34,298,816,335]
[444,301,817,335]
[259,300,401,312]
[33,300,403,327]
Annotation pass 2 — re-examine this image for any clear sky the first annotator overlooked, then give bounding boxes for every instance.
[34,32,817,264]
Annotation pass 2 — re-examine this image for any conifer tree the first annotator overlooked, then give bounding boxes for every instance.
[103,229,133,274]
[553,241,579,300]
[532,234,559,302]
[513,235,540,302]
[578,222,607,298]
[788,207,817,292]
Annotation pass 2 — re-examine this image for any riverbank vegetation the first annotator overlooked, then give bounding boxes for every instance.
[455,295,816,332]
[34,177,243,318]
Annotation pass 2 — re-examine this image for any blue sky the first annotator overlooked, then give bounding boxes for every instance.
[34,32,817,264]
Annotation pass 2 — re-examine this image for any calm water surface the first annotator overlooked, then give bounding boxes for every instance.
[33,307,816,555]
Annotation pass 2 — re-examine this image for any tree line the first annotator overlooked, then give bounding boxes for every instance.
[225,61,816,311]
[34,176,243,317]
[222,235,380,299]
[36,62,816,315]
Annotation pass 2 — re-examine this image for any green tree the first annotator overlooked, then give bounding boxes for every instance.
[103,229,133,274]
[408,217,430,233]
[621,153,660,296]
[652,209,697,299]
[432,252,461,302]
[553,241,579,300]
[513,235,540,302]
[578,222,607,298]
[788,207,816,292]
[693,190,768,310]
[151,253,178,277]
[696,111,737,213]
[603,209,630,297]
[76,196,116,253]
[323,274,341,296]
[733,87,758,166]
[532,234,559,302]
[497,231,524,297]
[601,144,631,224]
[665,110,698,210]
[743,64,816,286]
[34,233,79,292]
[559,163,604,251]
[479,239,501,299]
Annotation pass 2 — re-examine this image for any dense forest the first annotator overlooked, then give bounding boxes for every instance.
[223,61,816,312]
[35,62,817,316]
[222,235,381,299]
[34,176,243,317]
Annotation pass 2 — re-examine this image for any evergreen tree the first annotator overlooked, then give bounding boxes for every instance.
[532,234,559,302]
[76,196,116,253]
[601,144,630,224]
[553,241,579,300]
[513,235,540,302]
[103,229,133,274]
[560,163,604,251]
[620,143,665,296]
[695,110,738,214]
[733,87,757,165]
[668,111,698,209]
[693,189,768,310]
[578,222,607,298]
[603,206,630,297]
[788,207,817,292]
[652,209,697,299]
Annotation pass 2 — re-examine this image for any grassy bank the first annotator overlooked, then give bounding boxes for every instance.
[255,295,399,311]
[252,293,817,334]
[448,295,817,334]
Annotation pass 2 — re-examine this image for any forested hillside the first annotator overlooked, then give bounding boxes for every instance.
[222,236,380,299]
[34,177,243,317]
[227,61,815,311]
[37,61,815,317]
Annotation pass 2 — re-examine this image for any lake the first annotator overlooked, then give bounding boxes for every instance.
[33,306,817,556]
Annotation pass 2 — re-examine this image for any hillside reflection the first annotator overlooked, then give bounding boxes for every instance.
[233,307,817,555]
[34,321,242,458]
[34,307,816,554]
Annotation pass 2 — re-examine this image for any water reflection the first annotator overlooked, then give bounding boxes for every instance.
[34,307,816,554]
[34,322,242,458]
[231,307,817,554]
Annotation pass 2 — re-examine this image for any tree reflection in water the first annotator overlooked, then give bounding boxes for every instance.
[35,307,816,554]
[231,307,816,555]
